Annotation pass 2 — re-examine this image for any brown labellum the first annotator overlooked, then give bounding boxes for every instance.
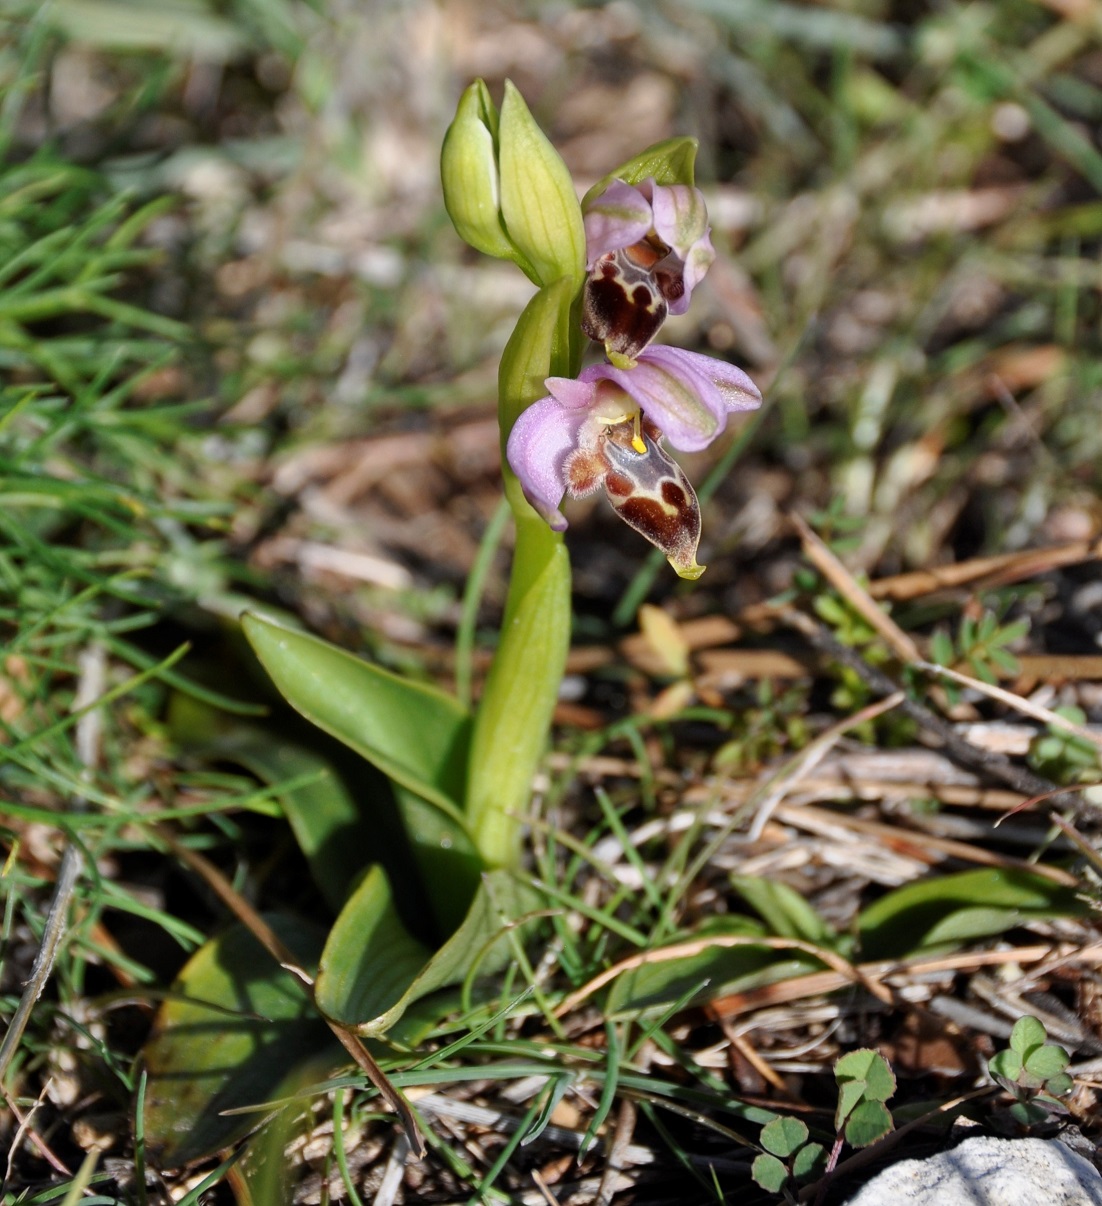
[581,240,670,361]
[600,419,704,579]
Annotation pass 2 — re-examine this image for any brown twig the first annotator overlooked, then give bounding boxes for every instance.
[867,538,1102,602]
[595,1098,638,1206]
[3,1080,72,1182]
[0,645,106,1088]
[915,659,1102,752]
[706,943,1102,1021]
[774,803,1081,886]
[791,512,922,663]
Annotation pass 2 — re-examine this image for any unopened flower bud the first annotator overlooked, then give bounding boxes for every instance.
[442,79,585,289]
[441,80,516,263]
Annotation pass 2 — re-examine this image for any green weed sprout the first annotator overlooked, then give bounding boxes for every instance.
[834,1048,896,1147]
[1028,704,1102,784]
[751,1049,894,1195]
[988,1016,1074,1126]
[929,609,1028,688]
[141,81,762,1164]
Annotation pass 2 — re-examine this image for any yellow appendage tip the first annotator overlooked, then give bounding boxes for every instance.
[631,412,646,453]
[672,560,706,581]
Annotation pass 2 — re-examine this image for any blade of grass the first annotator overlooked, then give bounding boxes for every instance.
[455,495,510,709]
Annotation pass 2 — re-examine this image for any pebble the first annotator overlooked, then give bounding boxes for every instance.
[842,1136,1102,1206]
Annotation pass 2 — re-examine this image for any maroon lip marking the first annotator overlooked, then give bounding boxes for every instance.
[597,419,702,572]
[581,242,672,360]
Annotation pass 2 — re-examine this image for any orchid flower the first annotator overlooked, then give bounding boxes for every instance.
[506,345,761,579]
[581,177,716,363]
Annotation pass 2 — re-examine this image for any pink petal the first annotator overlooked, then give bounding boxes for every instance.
[592,346,761,452]
[546,371,603,410]
[649,182,715,315]
[646,346,762,413]
[582,179,652,269]
[506,395,588,530]
[668,229,715,315]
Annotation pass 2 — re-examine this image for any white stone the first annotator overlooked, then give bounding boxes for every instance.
[842,1136,1102,1206]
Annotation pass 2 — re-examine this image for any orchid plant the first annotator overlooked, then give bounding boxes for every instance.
[138,81,761,1166]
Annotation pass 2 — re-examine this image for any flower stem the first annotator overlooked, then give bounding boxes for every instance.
[465,278,580,868]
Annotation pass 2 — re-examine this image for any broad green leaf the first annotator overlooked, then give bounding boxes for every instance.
[242,612,471,818]
[315,864,535,1037]
[314,865,434,1031]
[237,1057,336,1206]
[842,1099,894,1148]
[856,867,1086,961]
[605,917,826,1019]
[170,696,476,925]
[181,715,372,914]
[761,1115,808,1158]
[222,737,365,914]
[1009,1015,1047,1056]
[392,783,484,935]
[751,1153,788,1193]
[731,874,840,949]
[141,917,332,1168]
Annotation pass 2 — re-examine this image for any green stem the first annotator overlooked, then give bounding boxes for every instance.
[465,278,580,868]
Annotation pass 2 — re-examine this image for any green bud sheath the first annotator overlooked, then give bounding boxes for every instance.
[497,81,585,288]
[441,80,518,264]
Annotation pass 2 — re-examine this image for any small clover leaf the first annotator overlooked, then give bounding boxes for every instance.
[990,1016,1075,1124]
[751,1152,789,1194]
[834,1050,896,1148]
[835,1048,896,1101]
[792,1141,826,1180]
[761,1116,809,1158]
[752,1116,826,1194]
[843,1100,894,1149]
[1023,1044,1070,1080]
[1009,1015,1047,1056]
